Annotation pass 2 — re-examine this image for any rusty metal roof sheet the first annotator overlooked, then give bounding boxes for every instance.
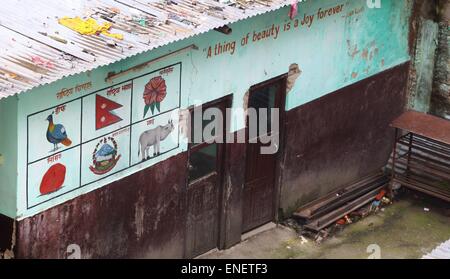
[0,0,289,99]
[391,110,450,146]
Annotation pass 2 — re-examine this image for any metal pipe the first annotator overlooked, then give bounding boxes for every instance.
[105,44,198,82]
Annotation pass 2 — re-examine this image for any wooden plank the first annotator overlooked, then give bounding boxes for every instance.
[294,172,386,219]
[304,187,384,232]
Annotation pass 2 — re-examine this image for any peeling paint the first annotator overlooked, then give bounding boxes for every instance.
[347,40,360,59]
[179,108,190,139]
[286,64,302,94]
[362,48,369,60]
[243,89,250,123]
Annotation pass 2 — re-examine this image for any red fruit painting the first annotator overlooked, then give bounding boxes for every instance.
[40,163,66,195]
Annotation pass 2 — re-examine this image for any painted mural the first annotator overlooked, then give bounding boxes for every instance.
[25,63,181,209]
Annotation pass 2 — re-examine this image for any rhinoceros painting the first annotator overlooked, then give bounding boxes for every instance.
[138,120,175,161]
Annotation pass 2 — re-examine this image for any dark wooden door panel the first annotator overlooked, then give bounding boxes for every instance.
[242,176,274,232]
[242,76,285,233]
[185,97,230,258]
[186,173,219,258]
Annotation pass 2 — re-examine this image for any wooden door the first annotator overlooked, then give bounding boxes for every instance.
[185,98,228,258]
[185,172,220,258]
[242,77,285,233]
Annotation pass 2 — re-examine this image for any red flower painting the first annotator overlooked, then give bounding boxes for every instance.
[143,76,167,117]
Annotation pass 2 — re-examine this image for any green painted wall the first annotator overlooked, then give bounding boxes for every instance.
[0,95,18,218]
[409,19,439,112]
[0,0,412,218]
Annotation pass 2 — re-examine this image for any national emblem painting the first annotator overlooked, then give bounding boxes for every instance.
[89,136,121,175]
[80,127,130,185]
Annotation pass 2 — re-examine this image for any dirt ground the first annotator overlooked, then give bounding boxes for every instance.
[200,192,450,259]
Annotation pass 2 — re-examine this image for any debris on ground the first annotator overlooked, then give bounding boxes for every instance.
[314,229,330,244]
[381,197,391,205]
[282,218,302,233]
[293,171,389,233]
[284,171,396,242]
[299,235,308,245]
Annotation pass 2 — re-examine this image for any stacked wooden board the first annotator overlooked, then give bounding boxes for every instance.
[294,171,389,232]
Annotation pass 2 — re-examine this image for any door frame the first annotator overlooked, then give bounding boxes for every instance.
[242,74,287,233]
[183,95,232,258]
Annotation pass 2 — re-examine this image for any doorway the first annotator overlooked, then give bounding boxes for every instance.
[185,97,229,258]
[242,75,286,233]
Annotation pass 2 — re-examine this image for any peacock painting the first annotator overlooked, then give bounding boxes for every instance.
[46,113,72,152]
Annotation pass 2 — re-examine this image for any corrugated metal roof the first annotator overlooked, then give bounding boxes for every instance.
[0,0,290,99]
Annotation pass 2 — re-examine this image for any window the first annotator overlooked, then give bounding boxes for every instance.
[248,84,278,135]
[187,98,228,184]
[189,108,218,148]
[188,143,217,183]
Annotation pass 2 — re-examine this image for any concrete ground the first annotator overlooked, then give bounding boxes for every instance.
[200,192,450,259]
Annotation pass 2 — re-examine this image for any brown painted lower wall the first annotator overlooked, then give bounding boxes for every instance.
[280,63,410,215]
[14,63,410,258]
[16,153,188,259]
